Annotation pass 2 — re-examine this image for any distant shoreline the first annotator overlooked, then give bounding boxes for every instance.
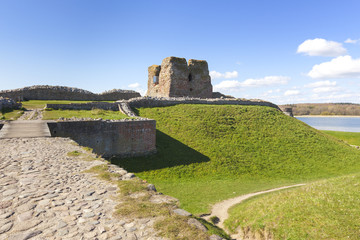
[295,115,360,118]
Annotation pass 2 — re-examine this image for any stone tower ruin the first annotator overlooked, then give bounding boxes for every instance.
[146,56,213,98]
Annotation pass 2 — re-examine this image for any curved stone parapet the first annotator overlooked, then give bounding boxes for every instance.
[118,96,281,111]
[0,85,141,101]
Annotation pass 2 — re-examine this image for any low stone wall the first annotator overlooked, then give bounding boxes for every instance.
[46,102,119,111]
[120,97,281,111]
[47,120,156,158]
[0,85,141,101]
[0,97,22,111]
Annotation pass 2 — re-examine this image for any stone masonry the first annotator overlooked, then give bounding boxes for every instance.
[47,120,156,158]
[0,97,21,111]
[0,85,141,101]
[146,57,213,98]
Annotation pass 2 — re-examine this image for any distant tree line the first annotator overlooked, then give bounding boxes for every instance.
[280,103,360,116]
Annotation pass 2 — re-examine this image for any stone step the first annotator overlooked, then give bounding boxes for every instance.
[0,120,51,138]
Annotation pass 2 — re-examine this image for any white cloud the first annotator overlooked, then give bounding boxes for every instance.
[305,80,337,88]
[305,81,340,93]
[241,76,289,87]
[308,55,360,79]
[284,90,300,96]
[127,82,146,96]
[128,83,141,88]
[213,80,243,92]
[311,93,359,101]
[312,86,341,93]
[345,38,359,44]
[297,38,347,57]
[213,76,289,92]
[210,70,238,79]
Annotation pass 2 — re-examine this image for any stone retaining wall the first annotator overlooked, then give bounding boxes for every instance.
[0,85,141,101]
[120,97,281,111]
[47,120,156,158]
[46,102,119,111]
[45,97,281,116]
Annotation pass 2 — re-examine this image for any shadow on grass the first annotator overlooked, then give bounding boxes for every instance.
[109,130,210,172]
[1,108,16,114]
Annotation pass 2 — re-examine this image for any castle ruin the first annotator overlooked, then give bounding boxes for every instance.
[146,57,213,98]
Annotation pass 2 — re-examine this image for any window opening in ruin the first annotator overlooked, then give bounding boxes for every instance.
[188,73,192,81]
[153,76,159,85]
[190,88,193,91]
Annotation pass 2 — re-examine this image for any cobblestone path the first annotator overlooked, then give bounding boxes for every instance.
[0,137,161,240]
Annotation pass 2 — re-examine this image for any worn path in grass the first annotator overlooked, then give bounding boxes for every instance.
[0,137,163,240]
[204,184,305,235]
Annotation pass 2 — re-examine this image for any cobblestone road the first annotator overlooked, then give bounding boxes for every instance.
[0,137,161,240]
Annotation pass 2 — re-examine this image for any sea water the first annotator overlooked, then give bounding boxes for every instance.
[296,117,360,132]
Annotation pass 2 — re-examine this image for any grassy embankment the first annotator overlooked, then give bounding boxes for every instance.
[225,173,360,239]
[112,104,360,214]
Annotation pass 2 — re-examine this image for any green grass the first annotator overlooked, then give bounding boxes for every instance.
[21,100,113,109]
[0,108,24,120]
[225,173,360,239]
[42,108,130,120]
[67,150,81,156]
[86,164,229,239]
[322,130,360,146]
[112,105,360,214]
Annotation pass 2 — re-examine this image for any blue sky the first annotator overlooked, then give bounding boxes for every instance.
[0,0,360,104]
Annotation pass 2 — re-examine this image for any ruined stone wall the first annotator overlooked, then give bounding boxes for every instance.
[46,102,119,111]
[0,85,141,101]
[146,57,213,98]
[187,59,212,98]
[0,97,22,111]
[47,120,156,158]
[120,97,281,111]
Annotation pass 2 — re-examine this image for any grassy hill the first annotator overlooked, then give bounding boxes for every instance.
[113,104,360,214]
[225,173,360,239]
